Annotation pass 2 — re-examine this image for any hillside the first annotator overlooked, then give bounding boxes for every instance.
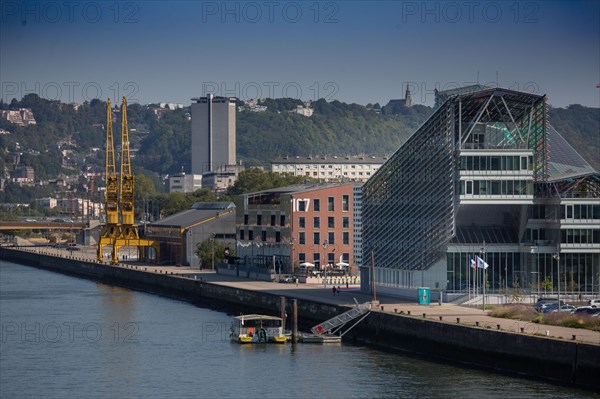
[1,95,597,187]
[548,104,600,171]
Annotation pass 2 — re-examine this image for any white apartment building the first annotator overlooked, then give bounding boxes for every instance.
[270,155,387,182]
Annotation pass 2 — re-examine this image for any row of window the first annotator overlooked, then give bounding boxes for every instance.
[298,252,350,265]
[276,164,377,170]
[297,195,350,212]
[298,216,350,229]
[459,179,533,196]
[298,231,350,245]
[303,171,371,177]
[561,204,600,220]
[460,155,533,172]
[239,230,282,243]
[238,230,352,246]
[243,214,286,227]
[561,229,600,244]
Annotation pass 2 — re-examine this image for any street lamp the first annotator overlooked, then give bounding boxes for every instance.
[553,252,561,312]
[211,232,216,270]
[322,240,328,288]
[480,244,486,311]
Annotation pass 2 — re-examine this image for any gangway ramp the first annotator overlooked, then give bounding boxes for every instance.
[310,301,372,337]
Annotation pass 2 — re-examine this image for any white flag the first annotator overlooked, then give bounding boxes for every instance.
[476,256,489,269]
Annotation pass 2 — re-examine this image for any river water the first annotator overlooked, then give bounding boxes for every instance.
[0,261,595,399]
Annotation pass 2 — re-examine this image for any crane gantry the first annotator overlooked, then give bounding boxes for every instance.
[97,97,159,265]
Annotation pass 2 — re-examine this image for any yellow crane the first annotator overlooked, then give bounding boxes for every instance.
[119,96,136,234]
[97,98,120,263]
[98,97,159,264]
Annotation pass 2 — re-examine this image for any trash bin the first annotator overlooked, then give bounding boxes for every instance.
[418,287,431,305]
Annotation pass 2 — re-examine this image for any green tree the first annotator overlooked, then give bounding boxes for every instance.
[226,168,311,196]
[160,192,189,217]
[195,237,234,269]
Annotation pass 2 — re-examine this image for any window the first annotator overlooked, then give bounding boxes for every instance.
[248,230,254,240]
[342,253,350,263]
[261,231,267,241]
[299,253,306,263]
[521,156,528,170]
[328,232,335,245]
[298,201,306,212]
[328,217,335,228]
[328,197,334,211]
[343,231,349,245]
[270,215,276,226]
[342,195,349,211]
[313,232,320,245]
[313,217,320,228]
[299,217,305,228]
[342,217,349,228]
[299,232,306,245]
[244,214,249,225]
[466,180,473,195]
[313,199,320,211]
[280,215,286,226]
[313,253,321,268]
[275,231,281,243]
[240,230,245,240]
[257,214,262,226]
[566,205,573,219]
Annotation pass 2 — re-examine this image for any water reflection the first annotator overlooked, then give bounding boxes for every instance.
[0,261,595,399]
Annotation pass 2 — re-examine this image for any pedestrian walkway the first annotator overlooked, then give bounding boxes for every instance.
[16,246,600,345]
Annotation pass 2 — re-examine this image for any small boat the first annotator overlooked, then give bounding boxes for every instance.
[230,314,287,344]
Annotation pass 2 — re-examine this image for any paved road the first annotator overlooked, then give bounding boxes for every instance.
[14,246,600,345]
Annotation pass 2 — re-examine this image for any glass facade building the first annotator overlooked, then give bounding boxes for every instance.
[361,86,599,298]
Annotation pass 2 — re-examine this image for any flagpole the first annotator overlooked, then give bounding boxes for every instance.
[481,241,486,311]
[467,257,470,302]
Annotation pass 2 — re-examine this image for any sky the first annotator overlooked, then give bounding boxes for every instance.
[1,0,599,108]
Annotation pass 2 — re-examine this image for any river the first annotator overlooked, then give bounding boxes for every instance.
[0,261,595,398]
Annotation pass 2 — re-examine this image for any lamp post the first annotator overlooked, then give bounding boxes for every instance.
[480,244,486,311]
[553,252,561,312]
[322,240,328,288]
[211,232,216,270]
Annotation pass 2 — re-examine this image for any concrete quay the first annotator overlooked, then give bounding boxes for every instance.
[2,246,600,391]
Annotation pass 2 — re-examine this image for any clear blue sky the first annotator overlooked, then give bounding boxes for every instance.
[1,0,599,108]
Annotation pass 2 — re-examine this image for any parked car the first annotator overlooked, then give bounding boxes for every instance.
[534,298,565,312]
[588,299,600,308]
[550,304,576,313]
[573,307,600,315]
[278,275,295,283]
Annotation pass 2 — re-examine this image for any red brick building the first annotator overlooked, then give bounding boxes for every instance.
[235,183,356,274]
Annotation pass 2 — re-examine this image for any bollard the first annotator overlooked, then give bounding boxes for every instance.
[394,309,398,313]
[407,311,411,316]
[381,306,384,311]
[572,335,576,340]
[422,313,426,318]
[497,324,501,330]
[456,318,460,323]
[520,327,524,333]
[545,331,550,336]
[439,316,443,321]
[476,321,479,327]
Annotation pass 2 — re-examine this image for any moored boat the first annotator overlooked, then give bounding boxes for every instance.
[230,314,287,344]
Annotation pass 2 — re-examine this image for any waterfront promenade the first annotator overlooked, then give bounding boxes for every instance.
[11,245,600,346]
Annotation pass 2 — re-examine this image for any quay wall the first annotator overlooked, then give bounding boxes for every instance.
[1,248,599,391]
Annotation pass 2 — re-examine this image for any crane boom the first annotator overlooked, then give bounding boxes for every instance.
[97,98,121,264]
[105,98,119,224]
[119,96,135,227]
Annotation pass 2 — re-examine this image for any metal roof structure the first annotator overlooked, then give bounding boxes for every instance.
[547,124,597,181]
[149,202,235,229]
